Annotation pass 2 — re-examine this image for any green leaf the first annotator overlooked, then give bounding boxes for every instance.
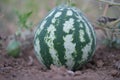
[71,3,76,7]
[16,10,33,29]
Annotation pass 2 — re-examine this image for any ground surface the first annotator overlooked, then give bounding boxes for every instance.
[0,38,120,80]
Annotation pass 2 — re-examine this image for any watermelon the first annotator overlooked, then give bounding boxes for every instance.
[6,40,21,58]
[34,5,96,70]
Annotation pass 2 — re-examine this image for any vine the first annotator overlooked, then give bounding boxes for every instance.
[97,0,120,48]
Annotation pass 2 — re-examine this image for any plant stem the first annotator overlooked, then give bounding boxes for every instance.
[107,18,120,28]
[66,0,71,6]
[103,4,109,16]
[98,0,120,6]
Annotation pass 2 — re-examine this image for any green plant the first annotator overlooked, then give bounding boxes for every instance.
[15,10,33,37]
[55,0,76,6]
[16,11,33,29]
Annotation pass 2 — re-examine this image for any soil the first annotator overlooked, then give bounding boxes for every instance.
[0,35,120,80]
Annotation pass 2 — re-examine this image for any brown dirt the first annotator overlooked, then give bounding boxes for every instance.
[0,37,120,80]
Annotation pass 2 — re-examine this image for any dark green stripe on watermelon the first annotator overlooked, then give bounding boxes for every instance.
[79,12,96,60]
[36,10,58,68]
[53,8,68,66]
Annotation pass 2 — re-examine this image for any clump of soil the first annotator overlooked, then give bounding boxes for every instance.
[0,37,120,80]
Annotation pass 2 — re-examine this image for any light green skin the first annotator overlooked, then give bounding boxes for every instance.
[34,5,96,70]
[6,40,21,58]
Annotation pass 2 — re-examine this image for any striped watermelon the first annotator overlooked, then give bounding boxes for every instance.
[34,5,96,70]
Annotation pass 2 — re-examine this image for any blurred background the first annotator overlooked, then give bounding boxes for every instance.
[0,0,120,35]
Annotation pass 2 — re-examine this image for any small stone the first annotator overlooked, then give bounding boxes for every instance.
[110,69,118,76]
[50,64,58,71]
[27,56,33,66]
[12,74,17,77]
[96,60,104,68]
[114,61,120,70]
[74,71,82,76]
[86,63,96,70]
[67,70,75,76]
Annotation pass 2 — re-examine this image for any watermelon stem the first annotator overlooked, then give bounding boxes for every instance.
[66,0,72,6]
